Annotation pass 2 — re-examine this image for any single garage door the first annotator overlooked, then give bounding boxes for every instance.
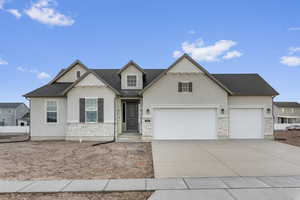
[153,108,216,139]
[229,108,263,139]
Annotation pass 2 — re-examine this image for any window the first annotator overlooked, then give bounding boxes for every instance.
[178,82,192,93]
[282,108,295,113]
[46,100,58,123]
[127,75,137,87]
[85,99,98,123]
[76,71,81,79]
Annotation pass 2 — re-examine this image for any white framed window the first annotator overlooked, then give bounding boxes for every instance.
[85,98,98,123]
[127,75,137,87]
[178,82,192,93]
[282,108,295,113]
[46,100,58,123]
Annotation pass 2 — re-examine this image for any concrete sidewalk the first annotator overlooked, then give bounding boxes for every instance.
[2,176,300,193]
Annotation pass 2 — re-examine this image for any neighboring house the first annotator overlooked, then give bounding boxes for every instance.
[24,54,278,141]
[0,103,30,126]
[274,102,300,124]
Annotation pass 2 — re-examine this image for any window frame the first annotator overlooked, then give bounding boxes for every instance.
[85,98,98,123]
[76,70,81,79]
[178,81,193,93]
[45,100,59,124]
[127,75,137,88]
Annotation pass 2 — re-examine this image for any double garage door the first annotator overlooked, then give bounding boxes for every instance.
[152,107,263,139]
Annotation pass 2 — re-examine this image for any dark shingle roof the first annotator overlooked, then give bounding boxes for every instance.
[24,83,72,98]
[274,102,300,108]
[212,74,279,96]
[0,103,24,108]
[92,69,165,96]
[24,70,278,97]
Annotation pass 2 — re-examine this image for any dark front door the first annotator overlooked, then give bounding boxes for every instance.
[126,102,139,132]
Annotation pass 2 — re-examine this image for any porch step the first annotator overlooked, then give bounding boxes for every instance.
[117,134,151,142]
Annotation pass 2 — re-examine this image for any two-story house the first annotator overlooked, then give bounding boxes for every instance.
[0,103,30,126]
[274,102,300,124]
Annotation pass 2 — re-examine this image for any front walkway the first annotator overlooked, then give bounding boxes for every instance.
[2,176,300,193]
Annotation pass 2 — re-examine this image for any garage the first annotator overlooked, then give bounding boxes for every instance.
[229,108,263,139]
[153,108,217,139]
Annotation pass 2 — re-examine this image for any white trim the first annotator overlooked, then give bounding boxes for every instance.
[277,115,300,118]
[126,74,138,89]
[45,99,59,124]
[84,98,98,123]
[229,105,266,109]
[151,104,220,109]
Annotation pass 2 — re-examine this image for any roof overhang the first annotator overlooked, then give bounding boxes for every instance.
[118,60,145,75]
[140,54,233,95]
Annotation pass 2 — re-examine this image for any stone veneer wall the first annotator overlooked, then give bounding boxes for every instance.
[217,117,229,137]
[264,117,274,136]
[115,99,122,135]
[66,123,114,141]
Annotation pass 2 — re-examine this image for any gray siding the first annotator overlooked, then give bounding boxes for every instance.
[274,105,300,123]
[0,104,29,126]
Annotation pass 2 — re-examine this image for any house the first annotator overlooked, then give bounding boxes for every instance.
[0,103,30,126]
[274,102,300,124]
[24,54,279,141]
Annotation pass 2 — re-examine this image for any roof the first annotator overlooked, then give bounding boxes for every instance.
[24,83,72,98]
[212,74,279,96]
[141,54,233,95]
[0,103,24,109]
[118,60,145,74]
[274,102,300,108]
[23,57,279,98]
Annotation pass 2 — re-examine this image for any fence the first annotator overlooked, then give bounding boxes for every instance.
[274,123,300,130]
[0,126,29,135]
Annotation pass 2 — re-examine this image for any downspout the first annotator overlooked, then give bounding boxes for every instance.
[92,96,117,146]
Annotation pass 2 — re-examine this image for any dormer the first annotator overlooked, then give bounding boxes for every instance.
[51,60,89,84]
[118,60,145,90]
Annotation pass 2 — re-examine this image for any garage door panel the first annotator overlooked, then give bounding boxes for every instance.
[229,108,263,139]
[153,108,216,140]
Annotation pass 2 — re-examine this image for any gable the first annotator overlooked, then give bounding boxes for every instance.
[75,73,106,87]
[168,57,203,74]
[56,64,88,83]
[121,64,143,90]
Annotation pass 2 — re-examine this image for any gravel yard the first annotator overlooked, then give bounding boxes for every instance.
[0,192,153,200]
[0,141,154,180]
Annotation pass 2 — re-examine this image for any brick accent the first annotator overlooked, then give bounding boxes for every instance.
[66,123,114,140]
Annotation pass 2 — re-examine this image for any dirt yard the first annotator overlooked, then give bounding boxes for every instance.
[0,141,154,180]
[274,130,300,147]
[0,192,153,200]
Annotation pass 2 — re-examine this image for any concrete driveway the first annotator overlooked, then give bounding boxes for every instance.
[152,140,300,178]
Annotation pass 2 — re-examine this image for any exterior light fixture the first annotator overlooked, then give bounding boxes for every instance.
[146,108,150,114]
[266,108,271,114]
[221,108,225,114]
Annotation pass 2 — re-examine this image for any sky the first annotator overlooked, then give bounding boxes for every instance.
[0,0,299,104]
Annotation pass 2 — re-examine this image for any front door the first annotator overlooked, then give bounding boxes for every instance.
[126,102,139,132]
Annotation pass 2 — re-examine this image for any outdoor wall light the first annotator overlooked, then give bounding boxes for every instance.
[220,108,225,114]
[266,108,271,114]
[146,108,150,114]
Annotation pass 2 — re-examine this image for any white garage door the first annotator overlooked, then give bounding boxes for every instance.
[153,108,216,139]
[229,108,263,139]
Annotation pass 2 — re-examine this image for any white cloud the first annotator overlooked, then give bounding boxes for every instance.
[7,9,21,18]
[37,71,51,79]
[188,30,196,34]
[223,50,242,59]
[173,39,242,62]
[17,66,51,79]
[289,47,300,54]
[280,56,300,67]
[24,0,74,26]
[0,0,5,9]
[0,57,8,65]
[288,27,300,31]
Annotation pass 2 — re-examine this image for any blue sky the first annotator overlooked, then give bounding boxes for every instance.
[0,0,299,103]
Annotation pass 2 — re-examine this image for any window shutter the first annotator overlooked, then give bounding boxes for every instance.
[178,82,182,92]
[98,98,104,123]
[189,82,193,92]
[79,98,85,123]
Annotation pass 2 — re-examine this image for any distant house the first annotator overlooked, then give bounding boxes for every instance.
[274,102,300,124]
[0,103,30,126]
